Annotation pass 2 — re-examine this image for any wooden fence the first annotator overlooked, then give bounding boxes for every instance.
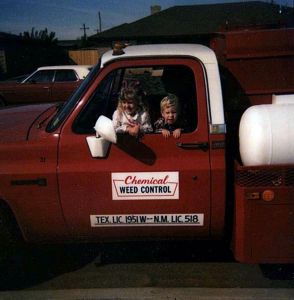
[69,48,110,65]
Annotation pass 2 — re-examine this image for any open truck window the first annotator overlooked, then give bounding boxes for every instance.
[73,64,197,134]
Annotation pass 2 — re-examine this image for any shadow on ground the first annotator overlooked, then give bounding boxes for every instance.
[260,264,294,280]
[0,240,292,290]
[0,243,98,290]
[99,240,234,264]
[0,240,232,290]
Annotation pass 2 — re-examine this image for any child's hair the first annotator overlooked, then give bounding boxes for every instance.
[160,93,179,112]
[117,80,146,112]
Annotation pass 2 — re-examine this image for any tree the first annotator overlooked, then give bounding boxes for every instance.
[20,27,58,44]
[14,27,68,77]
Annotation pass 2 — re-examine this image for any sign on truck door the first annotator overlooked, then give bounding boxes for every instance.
[58,58,212,239]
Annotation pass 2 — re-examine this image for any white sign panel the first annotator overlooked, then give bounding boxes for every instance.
[111,172,179,200]
[90,213,204,227]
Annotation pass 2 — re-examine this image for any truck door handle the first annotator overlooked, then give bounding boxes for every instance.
[176,142,209,151]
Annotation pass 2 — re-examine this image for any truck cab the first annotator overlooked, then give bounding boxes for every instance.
[0,44,226,244]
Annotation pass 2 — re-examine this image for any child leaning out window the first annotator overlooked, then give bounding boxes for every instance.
[154,93,185,139]
[112,81,153,137]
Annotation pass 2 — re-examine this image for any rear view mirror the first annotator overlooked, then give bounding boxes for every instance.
[86,116,117,158]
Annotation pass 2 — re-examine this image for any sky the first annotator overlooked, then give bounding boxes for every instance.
[0,0,292,40]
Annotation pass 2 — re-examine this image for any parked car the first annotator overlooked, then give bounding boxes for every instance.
[0,65,92,107]
[3,74,30,83]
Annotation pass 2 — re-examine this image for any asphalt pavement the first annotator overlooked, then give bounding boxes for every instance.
[0,287,293,300]
[0,241,292,299]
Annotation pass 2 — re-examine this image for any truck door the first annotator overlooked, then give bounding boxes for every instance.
[58,58,211,240]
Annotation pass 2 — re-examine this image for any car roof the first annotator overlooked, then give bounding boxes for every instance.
[36,65,92,79]
[37,65,92,70]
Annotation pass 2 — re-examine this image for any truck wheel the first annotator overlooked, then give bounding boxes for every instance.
[0,97,5,107]
[0,204,23,261]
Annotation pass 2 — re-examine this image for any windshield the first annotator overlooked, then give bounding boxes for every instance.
[46,61,101,133]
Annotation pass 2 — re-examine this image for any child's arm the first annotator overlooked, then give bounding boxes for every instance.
[162,129,171,138]
[173,128,181,139]
[140,112,153,133]
[127,124,140,136]
[112,110,128,133]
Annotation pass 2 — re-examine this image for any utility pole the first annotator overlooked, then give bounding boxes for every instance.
[95,12,102,34]
[98,11,102,33]
[80,23,89,39]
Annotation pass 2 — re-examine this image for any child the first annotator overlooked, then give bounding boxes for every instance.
[112,82,152,137]
[154,94,183,139]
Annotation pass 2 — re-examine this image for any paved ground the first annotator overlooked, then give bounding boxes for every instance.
[0,241,292,299]
[0,287,294,300]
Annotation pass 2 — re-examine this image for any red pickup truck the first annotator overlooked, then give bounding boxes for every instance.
[0,28,293,263]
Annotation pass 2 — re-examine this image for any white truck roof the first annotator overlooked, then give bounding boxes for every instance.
[101,44,217,65]
[101,44,225,129]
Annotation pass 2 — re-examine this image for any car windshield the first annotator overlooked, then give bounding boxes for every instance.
[1,74,29,83]
[46,61,101,133]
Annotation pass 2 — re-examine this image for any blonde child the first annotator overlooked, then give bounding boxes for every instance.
[112,82,152,137]
[154,94,183,139]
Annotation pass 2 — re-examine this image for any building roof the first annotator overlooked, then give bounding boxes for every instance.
[0,32,19,39]
[90,1,293,41]
[0,32,21,42]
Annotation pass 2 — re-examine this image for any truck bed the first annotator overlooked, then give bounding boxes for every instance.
[233,161,294,263]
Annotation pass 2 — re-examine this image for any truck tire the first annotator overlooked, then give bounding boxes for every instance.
[0,97,5,107]
[0,203,23,261]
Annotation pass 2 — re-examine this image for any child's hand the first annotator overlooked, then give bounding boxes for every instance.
[173,128,181,139]
[127,124,140,137]
[162,129,170,139]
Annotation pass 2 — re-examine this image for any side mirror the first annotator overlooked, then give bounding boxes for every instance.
[86,116,117,158]
[93,115,117,143]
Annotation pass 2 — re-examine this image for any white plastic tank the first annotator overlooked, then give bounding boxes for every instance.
[239,104,294,166]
